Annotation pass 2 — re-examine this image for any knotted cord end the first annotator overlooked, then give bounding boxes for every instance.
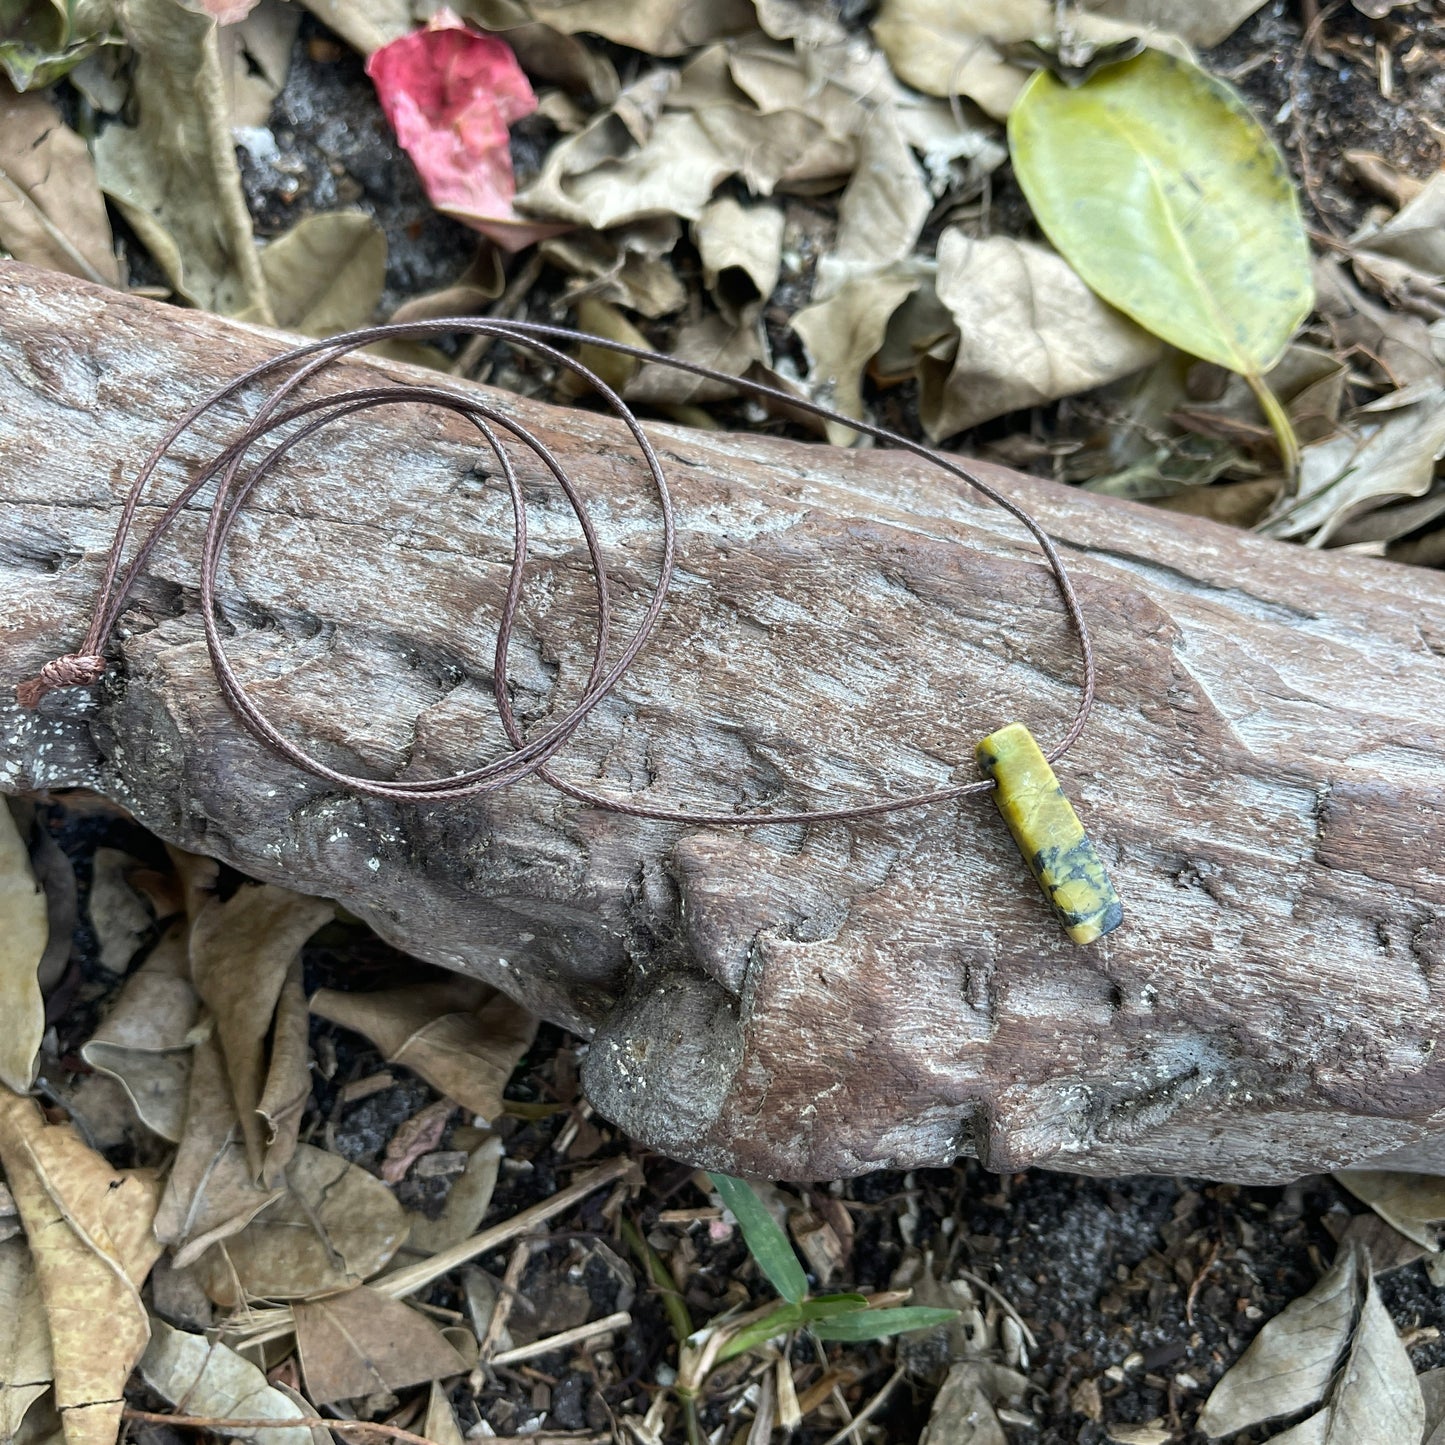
[15,653,107,709]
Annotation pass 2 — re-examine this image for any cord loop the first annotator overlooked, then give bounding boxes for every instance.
[15,320,1097,826]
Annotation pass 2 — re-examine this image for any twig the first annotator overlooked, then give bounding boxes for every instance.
[377,1157,636,1299]
[951,1267,1039,1352]
[478,1236,533,1362]
[452,251,546,379]
[223,1158,635,1348]
[1288,0,1346,239]
[1186,1239,1221,1327]
[486,1310,632,1367]
[816,1366,905,1445]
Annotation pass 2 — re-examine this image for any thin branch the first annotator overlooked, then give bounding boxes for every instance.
[486,1310,633,1367]
[816,1366,905,1445]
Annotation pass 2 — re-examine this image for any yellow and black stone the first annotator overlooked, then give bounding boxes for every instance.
[975,722,1123,945]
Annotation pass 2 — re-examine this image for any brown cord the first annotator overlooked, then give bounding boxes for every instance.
[16,319,1098,826]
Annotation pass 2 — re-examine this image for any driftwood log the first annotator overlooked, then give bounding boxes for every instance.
[4,262,1445,1183]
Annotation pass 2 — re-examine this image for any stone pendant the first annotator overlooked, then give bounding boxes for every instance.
[976,723,1123,945]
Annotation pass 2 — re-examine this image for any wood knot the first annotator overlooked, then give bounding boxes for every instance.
[15,653,107,709]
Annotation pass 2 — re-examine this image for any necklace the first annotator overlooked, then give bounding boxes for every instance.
[15,320,1123,944]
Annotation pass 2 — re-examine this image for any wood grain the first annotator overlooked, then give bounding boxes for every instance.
[3,261,1445,1181]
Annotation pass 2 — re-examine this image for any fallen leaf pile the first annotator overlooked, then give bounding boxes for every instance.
[0,800,615,1445]
[2,0,1443,559]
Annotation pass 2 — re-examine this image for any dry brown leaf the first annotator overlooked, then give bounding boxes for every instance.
[814,107,930,299]
[0,1092,161,1445]
[0,83,120,287]
[218,0,300,129]
[380,1099,455,1185]
[725,34,1005,190]
[310,979,536,1123]
[149,1254,215,1333]
[78,921,199,1142]
[154,1032,282,1267]
[1335,1170,1445,1251]
[1259,1273,1425,1444]
[422,1380,466,1445]
[94,0,271,319]
[165,845,221,924]
[195,1143,408,1307]
[140,1320,314,1445]
[871,0,1149,119]
[1197,1244,1359,1437]
[0,804,46,1096]
[389,247,505,324]
[255,957,310,1177]
[1082,0,1266,45]
[920,230,1162,438]
[189,884,333,1184]
[1312,257,1439,389]
[465,0,619,100]
[920,1361,1030,1445]
[408,1133,503,1255]
[1260,387,1445,545]
[293,1286,469,1404]
[627,311,766,406]
[9,1392,62,1445]
[792,268,924,442]
[1352,172,1445,287]
[86,848,154,976]
[753,0,848,46]
[0,1236,52,1441]
[518,59,853,229]
[251,211,387,337]
[293,0,410,54]
[694,197,784,324]
[541,218,685,318]
[523,0,755,56]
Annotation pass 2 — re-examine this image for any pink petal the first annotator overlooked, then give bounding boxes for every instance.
[367,8,568,251]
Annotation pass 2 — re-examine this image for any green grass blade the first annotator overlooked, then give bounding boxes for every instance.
[799,1293,870,1322]
[619,1215,693,1347]
[810,1306,960,1342]
[714,1303,805,1364]
[709,1173,808,1304]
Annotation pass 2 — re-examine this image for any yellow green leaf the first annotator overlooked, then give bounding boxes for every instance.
[1009,49,1312,410]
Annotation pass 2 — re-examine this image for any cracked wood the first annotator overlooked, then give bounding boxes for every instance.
[3,262,1445,1181]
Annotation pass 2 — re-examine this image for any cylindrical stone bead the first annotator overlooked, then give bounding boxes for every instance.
[975,722,1123,945]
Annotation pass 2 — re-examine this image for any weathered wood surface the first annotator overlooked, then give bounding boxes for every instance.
[3,262,1445,1183]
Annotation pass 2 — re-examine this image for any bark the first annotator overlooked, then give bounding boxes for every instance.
[3,262,1445,1182]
